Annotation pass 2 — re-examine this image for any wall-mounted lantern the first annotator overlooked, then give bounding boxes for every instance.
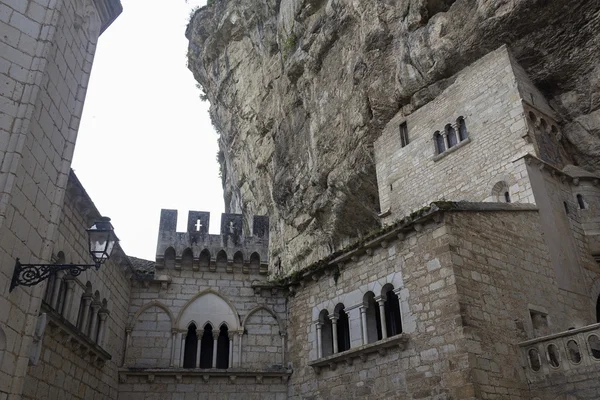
[10,217,118,292]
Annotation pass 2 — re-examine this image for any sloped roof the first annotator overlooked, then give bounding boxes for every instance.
[129,256,155,277]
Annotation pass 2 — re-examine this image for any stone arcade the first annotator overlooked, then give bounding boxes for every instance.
[1,1,600,399]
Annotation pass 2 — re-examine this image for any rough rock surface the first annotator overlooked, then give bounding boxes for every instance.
[186,0,600,275]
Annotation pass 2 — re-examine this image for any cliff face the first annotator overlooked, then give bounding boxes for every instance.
[186,0,600,274]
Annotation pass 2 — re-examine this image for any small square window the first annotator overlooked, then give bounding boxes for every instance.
[399,122,409,148]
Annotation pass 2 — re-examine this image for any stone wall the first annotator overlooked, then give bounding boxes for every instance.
[22,171,131,400]
[286,214,476,399]
[0,0,120,398]
[446,209,596,399]
[375,46,536,223]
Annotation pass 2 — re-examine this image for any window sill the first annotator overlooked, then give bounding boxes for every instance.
[118,367,292,384]
[41,301,111,366]
[308,334,409,374]
[432,137,471,162]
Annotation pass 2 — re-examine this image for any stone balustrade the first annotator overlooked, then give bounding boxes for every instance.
[519,323,600,381]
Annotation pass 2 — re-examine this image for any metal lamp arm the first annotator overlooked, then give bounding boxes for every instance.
[10,258,99,292]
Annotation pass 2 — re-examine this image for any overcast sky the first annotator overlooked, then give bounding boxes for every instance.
[72,0,224,260]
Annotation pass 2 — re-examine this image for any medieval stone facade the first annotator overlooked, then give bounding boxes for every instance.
[1,2,600,400]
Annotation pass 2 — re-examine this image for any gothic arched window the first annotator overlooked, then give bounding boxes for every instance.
[216,325,229,369]
[183,323,198,368]
[164,247,176,269]
[200,324,213,368]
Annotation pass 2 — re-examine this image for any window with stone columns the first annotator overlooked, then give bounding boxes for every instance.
[382,284,402,337]
[334,304,351,353]
[318,310,333,358]
[362,291,382,344]
[446,123,458,148]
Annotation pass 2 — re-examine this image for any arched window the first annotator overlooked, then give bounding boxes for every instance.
[200,324,213,368]
[434,131,445,154]
[216,325,229,369]
[216,250,227,270]
[491,181,510,203]
[457,117,468,141]
[199,249,210,269]
[164,247,176,269]
[249,252,261,273]
[382,285,402,337]
[319,310,333,357]
[233,251,244,270]
[363,292,381,343]
[335,304,350,352]
[446,124,457,148]
[577,194,585,209]
[182,248,193,269]
[183,323,198,368]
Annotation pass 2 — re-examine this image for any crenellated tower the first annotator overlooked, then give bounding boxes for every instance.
[155,210,270,274]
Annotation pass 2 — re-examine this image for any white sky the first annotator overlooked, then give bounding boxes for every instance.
[72,0,224,261]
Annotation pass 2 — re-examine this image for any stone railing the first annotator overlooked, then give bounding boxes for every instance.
[519,323,600,381]
[308,334,409,374]
[41,302,111,366]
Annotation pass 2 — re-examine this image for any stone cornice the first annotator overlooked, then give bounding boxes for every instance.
[118,367,292,384]
[93,0,123,34]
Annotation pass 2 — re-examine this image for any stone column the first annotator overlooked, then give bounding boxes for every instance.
[89,302,101,340]
[62,279,75,319]
[50,271,64,309]
[212,331,219,368]
[360,306,368,345]
[236,331,243,367]
[196,329,203,368]
[228,336,233,368]
[315,322,323,359]
[376,297,388,340]
[96,310,109,346]
[330,314,339,354]
[79,293,93,331]
[170,330,177,367]
[180,333,186,368]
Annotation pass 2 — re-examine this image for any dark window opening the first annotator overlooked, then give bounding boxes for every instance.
[384,289,403,337]
[364,292,381,343]
[434,131,445,155]
[563,201,569,215]
[596,295,600,324]
[446,124,457,148]
[183,324,198,368]
[457,117,468,141]
[216,325,229,369]
[336,306,351,352]
[399,122,409,148]
[320,310,333,357]
[200,324,213,368]
[577,194,585,209]
[504,191,511,203]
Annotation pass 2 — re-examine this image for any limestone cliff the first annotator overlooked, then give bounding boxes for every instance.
[186,0,600,274]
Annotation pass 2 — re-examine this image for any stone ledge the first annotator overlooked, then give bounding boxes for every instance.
[308,334,409,374]
[432,137,471,162]
[41,302,111,365]
[118,367,292,384]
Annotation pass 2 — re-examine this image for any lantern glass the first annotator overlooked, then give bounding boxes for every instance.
[87,217,118,266]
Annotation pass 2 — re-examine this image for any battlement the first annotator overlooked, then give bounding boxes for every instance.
[155,210,269,274]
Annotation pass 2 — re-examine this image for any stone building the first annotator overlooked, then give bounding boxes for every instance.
[1,1,600,400]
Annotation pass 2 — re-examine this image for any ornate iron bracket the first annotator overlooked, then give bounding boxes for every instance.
[10,258,99,292]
